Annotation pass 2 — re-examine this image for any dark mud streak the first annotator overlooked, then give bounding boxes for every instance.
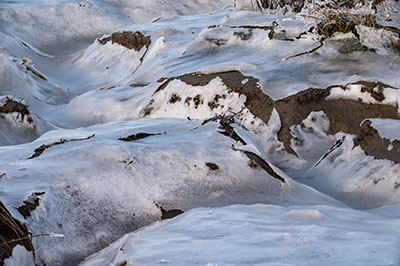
[17,192,45,219]
[355,120,400,163]
[118,132,162,142]
[244,151,286,183]
[0,201,34,264]
[205,162,219,170]
[26,66,47,81]
[275,84,400,155]
[28,134,95,159]
[314,136,345,167]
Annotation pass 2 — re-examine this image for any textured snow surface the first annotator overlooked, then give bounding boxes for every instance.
[1,0,400,265]
[80,204,400,266]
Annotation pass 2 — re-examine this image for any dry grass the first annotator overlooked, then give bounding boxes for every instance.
[311,3,377,37]
[0,202,34,260]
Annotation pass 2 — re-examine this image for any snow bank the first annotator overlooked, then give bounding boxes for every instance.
[0,118,339,265]
[80,204,400,266]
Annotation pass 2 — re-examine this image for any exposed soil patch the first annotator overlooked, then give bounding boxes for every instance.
[152,71,274,123]
[354,120,400,163]
[275,82,400,155]
[205,162,219,171]
[0,201,34,264]
[28,134,95,159]
[118,132,162,142]
[0,98,32,123]
[151,71,400,161]
[99,31,151,51]
[156,204,184,220]
[17,192,45,219]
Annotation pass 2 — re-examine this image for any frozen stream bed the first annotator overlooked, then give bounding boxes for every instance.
[0,0,400,265]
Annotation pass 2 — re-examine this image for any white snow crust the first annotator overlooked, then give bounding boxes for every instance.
[1,0,400,265]
[80,204,400,266]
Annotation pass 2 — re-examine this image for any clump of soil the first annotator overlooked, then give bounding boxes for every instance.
[28,134,95,159]
[155,204,184,220]
[355,120,400,163]
[0,98,32,123]
[17,192,45,219]
[118,132,162,142]
[99,31,151,51]
[205,162,219,171]
[0,201,34,264]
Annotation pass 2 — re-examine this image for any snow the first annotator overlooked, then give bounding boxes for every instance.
[327,83,400,108]
[80,204,400,266]
[0,118,341,265]
[4,245,35,266]
[0,0,400,265]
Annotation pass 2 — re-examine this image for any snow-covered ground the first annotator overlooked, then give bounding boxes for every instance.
[1,0,400,265]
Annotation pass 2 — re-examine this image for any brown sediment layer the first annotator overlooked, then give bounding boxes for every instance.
[0,201,34,264]
[99,31,151,51]
[355,120,400,163]
[275,84,399,155]
[150,71,400,159]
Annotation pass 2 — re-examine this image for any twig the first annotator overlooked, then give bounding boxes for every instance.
[0,233,64,247]
[283,40,324,60]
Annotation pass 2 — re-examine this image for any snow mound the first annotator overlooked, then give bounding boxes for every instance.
[80,204,400,266]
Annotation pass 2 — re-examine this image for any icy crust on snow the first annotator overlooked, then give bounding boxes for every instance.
[0,118,340,265]
[369,118,400,142]
[80,204,400,266]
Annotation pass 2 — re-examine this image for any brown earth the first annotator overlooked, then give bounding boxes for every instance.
[155,204,184,220]
[355,120,400,163]
[99,31,151,51]
[150,71,400,162]
[275,85,400,155]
